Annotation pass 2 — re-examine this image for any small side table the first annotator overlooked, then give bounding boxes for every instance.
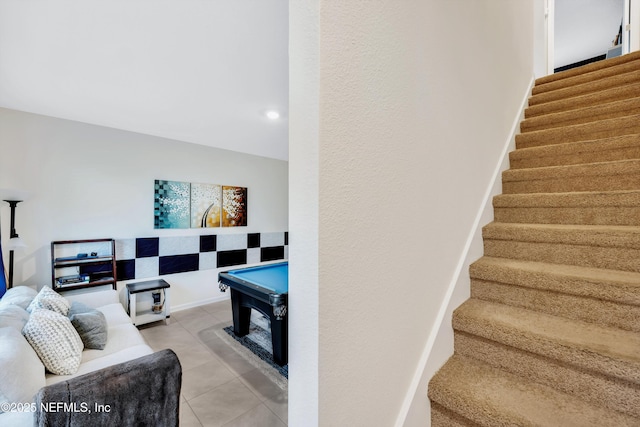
[126,279,171,326]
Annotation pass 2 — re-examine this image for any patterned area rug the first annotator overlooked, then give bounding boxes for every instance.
[215,312,288,390]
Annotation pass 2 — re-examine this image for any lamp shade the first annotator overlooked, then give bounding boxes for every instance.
[6,237,26,250]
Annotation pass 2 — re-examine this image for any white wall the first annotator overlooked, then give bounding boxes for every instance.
[289,1,536,426]
[0,107,288,307]
[289,0,320,424]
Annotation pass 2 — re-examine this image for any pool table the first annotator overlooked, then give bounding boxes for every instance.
[218,262,288,366]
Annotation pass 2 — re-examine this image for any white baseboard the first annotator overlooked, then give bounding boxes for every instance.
[171,294,230,313]
[394,75,535,427]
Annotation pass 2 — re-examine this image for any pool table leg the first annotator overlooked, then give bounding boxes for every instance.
[270,315,288,366]
[231,291,252,336]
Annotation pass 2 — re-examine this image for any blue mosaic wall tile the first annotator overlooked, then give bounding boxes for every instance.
[200,235,217,252]
[117,259,136,281]
[261,246,285,262]
[247,233,261,248]
[159,254,199,275]
[136,238,159,258]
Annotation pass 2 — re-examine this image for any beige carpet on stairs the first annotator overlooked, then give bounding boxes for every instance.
[427,50,640,426]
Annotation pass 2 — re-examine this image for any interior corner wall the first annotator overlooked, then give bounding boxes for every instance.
[289,1,535,426]
[0,107,288,307]
[288,0,320,425]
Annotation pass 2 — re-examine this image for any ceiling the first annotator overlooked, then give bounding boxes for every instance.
[0,0,289,161]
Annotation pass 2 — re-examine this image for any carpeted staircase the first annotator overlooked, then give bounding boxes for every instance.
[428,51,640,426]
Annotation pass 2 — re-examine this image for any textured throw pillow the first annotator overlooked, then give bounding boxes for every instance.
[68,301,108,350]
[26,286,71,316]
[22,309,84,375]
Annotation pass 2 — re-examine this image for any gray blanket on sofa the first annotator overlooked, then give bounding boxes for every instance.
[34,349,181,427]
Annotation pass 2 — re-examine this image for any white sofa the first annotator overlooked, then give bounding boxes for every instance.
[0,286,180,426]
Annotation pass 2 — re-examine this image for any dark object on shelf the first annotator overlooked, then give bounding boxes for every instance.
[51,239,117,291]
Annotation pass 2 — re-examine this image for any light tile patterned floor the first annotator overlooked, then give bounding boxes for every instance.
[139,301,287,427]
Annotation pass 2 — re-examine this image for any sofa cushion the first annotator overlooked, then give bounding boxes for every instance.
[97,303,134,326]
[22,309,84,375]
[0,286,38,310]
[68,302,108,350]
[81,323,148,363]
[0,304,30,332]
[26,287,70,316]
[45,344,154,385]
[0,327,45,405]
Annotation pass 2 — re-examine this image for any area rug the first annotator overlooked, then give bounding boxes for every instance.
[214,312,288,390]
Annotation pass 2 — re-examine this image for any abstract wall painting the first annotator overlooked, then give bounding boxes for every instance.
[222,186,248,227]
[191,183,221,228]
[154,180,191,229]
[155,180,247,229]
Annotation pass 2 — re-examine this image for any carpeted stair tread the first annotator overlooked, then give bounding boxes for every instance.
[454,333,640,417]
[532,56,640,96]
[470,260,640,331]
[452,299,640,384]
[525,82,640,118]
[534,49,640,87]
[470,256,640,306]
[501,159,640,194]
[529,69,640,107]
[515,113,640,149]
[520,96,640,133]
[509,134,640,169]
[492,190,640,225]
[483,222,640,249]
[482,222,640,272]
[428,355,639,427]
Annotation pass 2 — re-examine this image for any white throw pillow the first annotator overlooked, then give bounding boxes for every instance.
[0,286,38,310]
[26,286,70,316]
[0,327,45,406]
[22,309,84,375]
[0,304,30,332]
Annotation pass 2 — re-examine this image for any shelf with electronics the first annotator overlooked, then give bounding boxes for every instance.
[51,238,117,292]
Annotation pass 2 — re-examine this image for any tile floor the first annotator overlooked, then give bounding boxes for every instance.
[139,300,288,427]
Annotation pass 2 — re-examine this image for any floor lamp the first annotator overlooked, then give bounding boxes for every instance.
[4,199,26,289]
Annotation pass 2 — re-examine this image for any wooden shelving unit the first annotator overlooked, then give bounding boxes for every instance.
[51,238,117,292]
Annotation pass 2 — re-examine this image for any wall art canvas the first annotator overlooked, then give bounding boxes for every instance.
[191,183,221,228]
[154,180,191,229]
[222,186,247,227]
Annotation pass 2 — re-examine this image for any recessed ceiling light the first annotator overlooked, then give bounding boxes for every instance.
[265,110,280,120]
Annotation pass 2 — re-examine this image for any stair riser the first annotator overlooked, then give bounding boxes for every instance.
[525,84,640,118]
[454,332,640,417]
[532,63,640,96]
[493,206,640,226]
[430,403,477,427]
[452,305,640,385]
[470,258,640,306]
[515,116,640,149]
[520,100,640,133]
[509,143,640,169]
[471,279,640,332]
[502,173,640,194]
[530,70,640,106]
[483,240,640,273]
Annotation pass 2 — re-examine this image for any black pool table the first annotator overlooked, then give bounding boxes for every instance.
[218,262,288,366]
